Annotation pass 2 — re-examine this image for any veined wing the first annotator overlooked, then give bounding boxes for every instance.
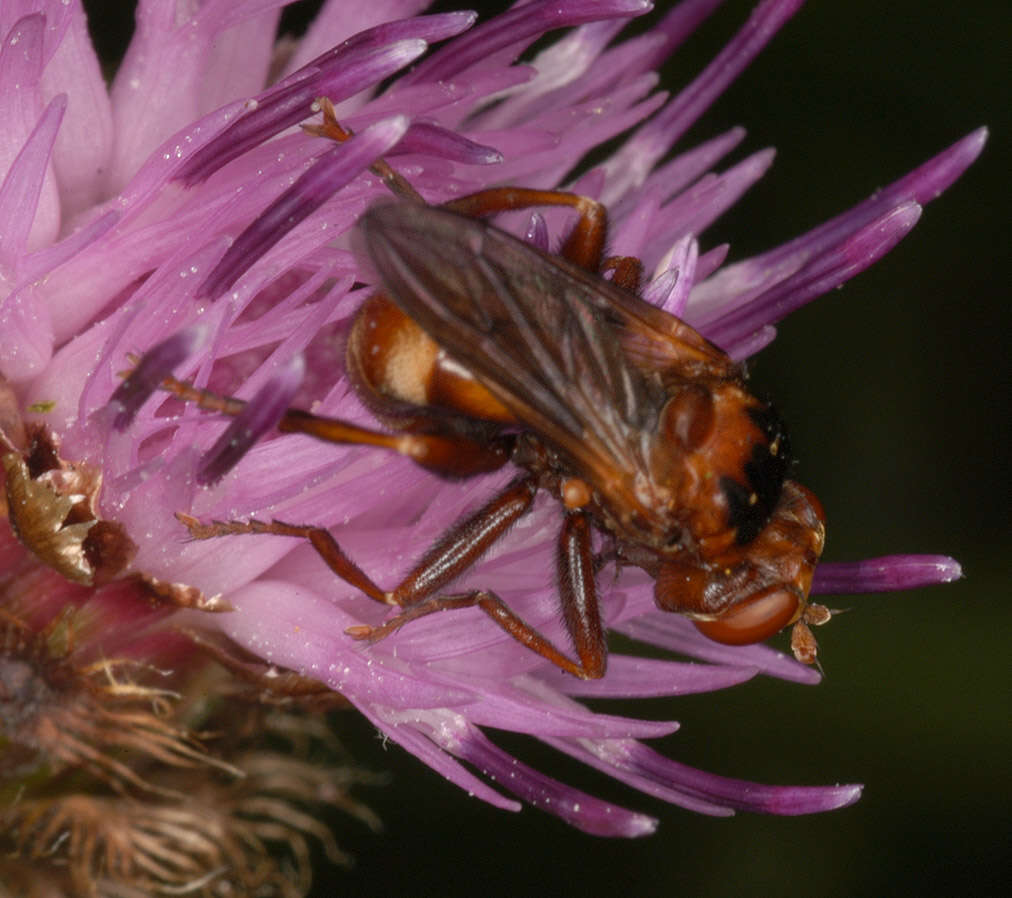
[360,201,732,522]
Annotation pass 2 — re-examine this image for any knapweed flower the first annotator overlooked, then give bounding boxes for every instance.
[1,0,982,892]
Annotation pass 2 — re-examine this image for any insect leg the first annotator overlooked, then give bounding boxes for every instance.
[556,510,607,678]
[441,188,607,272]
[349,506,607,680]
[177,513,390,603]
[182,475,539,614]
[278,409,509,477]
[303,100,615,271]
[600,255,643,292]
[306,101,612,271]
[350,588,605,679]
[374,475,538,607]
[159,375,509,477]
[303,97,425,203]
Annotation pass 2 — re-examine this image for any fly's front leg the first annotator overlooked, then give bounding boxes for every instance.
[340,475,538,628]
[182,474,539,612]
[177,513,391,604]
[556,510,607,678]
[351,509,607,680]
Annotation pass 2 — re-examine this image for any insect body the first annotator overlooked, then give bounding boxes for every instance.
[164,108,829,677]
[341,192,828,675]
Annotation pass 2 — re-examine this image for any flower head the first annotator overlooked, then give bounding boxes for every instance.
[0,0,982,888]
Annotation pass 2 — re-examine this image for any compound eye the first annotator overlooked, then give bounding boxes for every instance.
[693,586,800,646]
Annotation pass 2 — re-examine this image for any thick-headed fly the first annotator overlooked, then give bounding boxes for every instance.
[168,101,830,677]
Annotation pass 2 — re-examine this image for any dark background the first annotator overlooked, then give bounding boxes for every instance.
[85,2,1009,895]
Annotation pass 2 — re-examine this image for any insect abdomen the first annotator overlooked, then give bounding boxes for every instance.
[347,294,515,424]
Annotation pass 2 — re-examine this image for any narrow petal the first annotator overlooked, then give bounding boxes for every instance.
[40,0,114,216]
[0,95,65,270]
[473,19,634,129]
[724,323,777,361]
[283,3,445,73]
[362,706,523,812]
[690,129,988,323]
[198,116,409,298]
[401,0,652,85]
[298,8,478,70]
[641,148,775,268]
[452,725,658,837]
[0,18,60,254]
[393,122,503,165]
[488,81,667,188]
[607,125,747,212]
[868,127,987,209]
[0,14,45,160]
[546,737,863,816]
[176,12,475,185]
[110,324,209,430]
[177,38,428,185]
[697,243,730,280]
[198,356,305,485]
[637,0,728,72]
[450,676,680,741]
[705,202,923,344]
[19,210,118,284]
[556,655,758,698]
[813,555,963,594]
[606,0,803,186]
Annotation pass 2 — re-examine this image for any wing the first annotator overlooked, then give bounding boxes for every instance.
[587,267,739,385]
[360,201,734,524]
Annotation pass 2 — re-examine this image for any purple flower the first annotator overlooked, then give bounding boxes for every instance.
[0,0,981,863]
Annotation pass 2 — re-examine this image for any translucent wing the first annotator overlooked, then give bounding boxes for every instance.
[360,201,735,519]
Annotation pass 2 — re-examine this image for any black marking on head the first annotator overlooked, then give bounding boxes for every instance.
[722,404,792,544]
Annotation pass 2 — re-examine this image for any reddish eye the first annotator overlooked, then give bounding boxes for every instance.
[693,586,800,646]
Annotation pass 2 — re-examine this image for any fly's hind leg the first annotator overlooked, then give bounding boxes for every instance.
[441,188,609,272]
[159,374,509,478]
[443,191,642,294]
[308,97,649,299]
[600,255,643,292]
